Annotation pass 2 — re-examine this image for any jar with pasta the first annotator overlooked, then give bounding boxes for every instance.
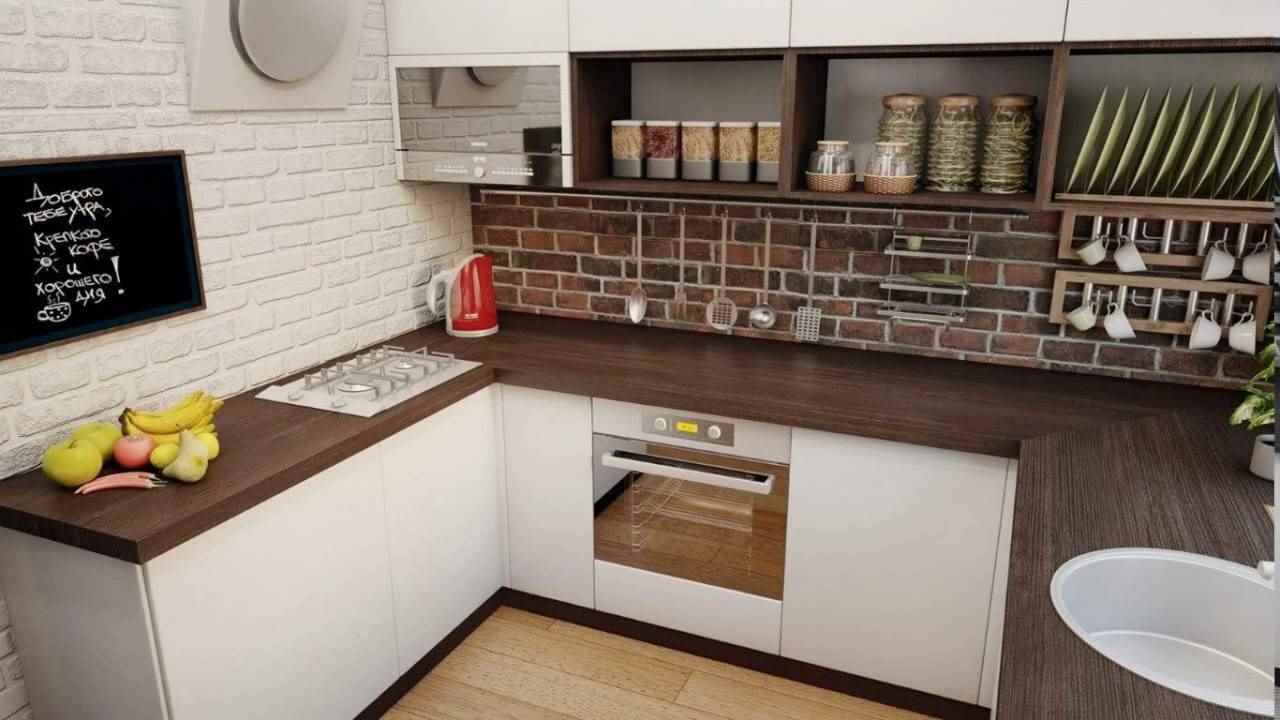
[876,93,927,189]
[980,94,1036,194]
[926,95,981,193]
[681,121,717,181]
[611,120,644,178]
[755,121,781,183]
[645,121,680,179]
[718,122,756,182]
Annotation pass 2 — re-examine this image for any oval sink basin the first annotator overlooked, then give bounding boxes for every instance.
[1051,548,1274,716]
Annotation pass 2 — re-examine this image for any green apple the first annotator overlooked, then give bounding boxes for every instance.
[71,422,123,461]
[42,439,104,489]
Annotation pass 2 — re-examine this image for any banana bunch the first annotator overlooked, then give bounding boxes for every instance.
[121,391,223,445]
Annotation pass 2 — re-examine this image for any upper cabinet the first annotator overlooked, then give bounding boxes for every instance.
[569,0,790,52]
[789,0,1068,47]
[386,0,569,55]
[1064,0,1280,41]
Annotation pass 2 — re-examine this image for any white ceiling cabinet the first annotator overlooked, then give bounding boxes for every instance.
[789,0,1067,47]
[386,0,569,55]
[568,0,791,52]
[1064,0,1279,41]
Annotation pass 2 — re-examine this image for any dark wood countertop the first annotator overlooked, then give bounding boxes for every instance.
[999,411,1273,719]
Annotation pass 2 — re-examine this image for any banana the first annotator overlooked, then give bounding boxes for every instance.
[125,421,216,446]
[124,395,216,435]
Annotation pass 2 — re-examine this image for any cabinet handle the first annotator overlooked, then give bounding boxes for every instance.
[601,452,774,496]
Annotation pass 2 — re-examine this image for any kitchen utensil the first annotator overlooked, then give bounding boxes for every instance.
[749,215,777,330]
[1113,237,1148,273]
[706,213,737,332]
[1127,87,1174,195]
[756,121,782,183]
[1168,85,1218,195]
[1148,87,1197,194]
[426,254,499,337]
[1201,237,1236,281]
[1211,84,1264,198]
[681,121,717,181]
[1242,240,1274,284]
[1106,88,1151,194]
[1229,308,1257,353]
[1066,86,1110,192]
[1189,83,1240,197]
[981,94,1037,194]
[628,212,647,324]
[1086,87,1130,193]
[794,217,822,343]
[1188,304,1223,349]
[927,94,981,192]
[1076,224,1112,266]
[674,210,688,316]
[1103,300,1136,340]
[644,121,680,179]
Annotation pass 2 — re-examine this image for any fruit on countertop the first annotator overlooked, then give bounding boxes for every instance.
[42,440,105,489]
[197,432,220,461]
[150,443,180,470]
[113,435,157,470]
[71,422,123,461]
[161,430,210,484]
[121,391,223,440]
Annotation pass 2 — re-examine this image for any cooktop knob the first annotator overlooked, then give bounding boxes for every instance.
[707,425,723,441]
[472,166,486,179]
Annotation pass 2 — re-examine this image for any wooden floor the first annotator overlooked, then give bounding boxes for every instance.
[382,606,935,720]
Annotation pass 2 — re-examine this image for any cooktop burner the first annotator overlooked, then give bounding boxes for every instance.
[255,345,483,417]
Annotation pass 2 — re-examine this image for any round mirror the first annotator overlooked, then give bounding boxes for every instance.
[231,0,348,83]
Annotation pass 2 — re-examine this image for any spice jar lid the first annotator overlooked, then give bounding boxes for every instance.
[991,94,1037,109]
[612,120,644,126]
[720,121,757,128]
[883,93,926,108]
[875,141,911,149]
[682,120,717,127]
[757,121,782,128]
[938,94,980,108]
[646,120,680,126]
[816,140,849,149]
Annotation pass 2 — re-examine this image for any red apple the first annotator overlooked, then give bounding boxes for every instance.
[113,435,156,470]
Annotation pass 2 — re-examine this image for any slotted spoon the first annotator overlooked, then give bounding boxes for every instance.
[706,212,737,332]
[627,211,647,324]
[795,216,822,343]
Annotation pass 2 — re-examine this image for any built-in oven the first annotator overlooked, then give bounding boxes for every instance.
[390,53,571,187]
[591,399,791,653]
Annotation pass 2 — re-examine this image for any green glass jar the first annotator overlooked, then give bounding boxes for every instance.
[981,94,1037,194]
[926,94,981,193]
[876,93,928,189]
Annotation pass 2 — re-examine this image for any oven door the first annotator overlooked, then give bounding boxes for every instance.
[592,435,788,602]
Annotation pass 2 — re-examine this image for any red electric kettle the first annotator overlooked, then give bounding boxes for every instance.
[427,254,499,337]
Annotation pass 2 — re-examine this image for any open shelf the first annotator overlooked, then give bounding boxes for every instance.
[786,187,1036,211]
[575,177,785,200]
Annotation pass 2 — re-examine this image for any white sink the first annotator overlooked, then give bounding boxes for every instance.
[1051,548,1275,716]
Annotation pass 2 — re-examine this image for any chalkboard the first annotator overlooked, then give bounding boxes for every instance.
[0,152,204,357]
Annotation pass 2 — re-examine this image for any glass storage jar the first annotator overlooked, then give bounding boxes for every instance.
[876,93,928,189]
[926,94,981,193]
[719,122,757,182]
[611,120,644,178]
[980,94,1036,194]
[644,121,680,179]
[864,141,916,195]
[681,121,717,181]
[756,121,781,184]
[806,140,855,192]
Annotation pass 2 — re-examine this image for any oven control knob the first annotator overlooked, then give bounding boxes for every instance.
[652,417,669,432]
[707,425,723,441]
[472,166,486,179]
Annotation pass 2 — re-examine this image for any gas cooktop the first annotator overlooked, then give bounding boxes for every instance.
[255,345,482,418]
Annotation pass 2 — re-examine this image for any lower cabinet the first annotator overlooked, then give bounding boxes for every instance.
[782,429,1014,705]
[146,446,400,720]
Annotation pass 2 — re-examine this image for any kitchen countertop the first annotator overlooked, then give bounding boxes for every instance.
[999,410,1272,720]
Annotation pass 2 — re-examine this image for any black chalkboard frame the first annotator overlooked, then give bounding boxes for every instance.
[1,150,206,359]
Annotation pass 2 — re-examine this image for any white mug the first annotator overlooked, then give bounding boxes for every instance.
[1241,242,1274,285]
[1076,236,1110,266]
[1113,239,1148,273]
[1188,309,1223,350]
[1066,297,1099,331]
[1201,240,1236,281]
[1229,313,1258,354]
[1103,302,1136,340]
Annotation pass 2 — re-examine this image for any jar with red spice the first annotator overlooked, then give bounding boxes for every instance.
[644,121,680,179]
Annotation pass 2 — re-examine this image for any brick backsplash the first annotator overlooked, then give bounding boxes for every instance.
[473,189,1261,391]
[0,2,474,715]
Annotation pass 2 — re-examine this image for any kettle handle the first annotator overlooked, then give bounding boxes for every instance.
[427,254,486,315]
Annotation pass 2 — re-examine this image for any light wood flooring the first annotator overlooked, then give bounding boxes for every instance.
[382,606,935,720]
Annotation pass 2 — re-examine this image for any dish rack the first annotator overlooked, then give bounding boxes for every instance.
[1058,210,1274,270]
[878,231,976,325]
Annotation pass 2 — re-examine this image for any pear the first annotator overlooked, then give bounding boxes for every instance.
[162,430,210,484]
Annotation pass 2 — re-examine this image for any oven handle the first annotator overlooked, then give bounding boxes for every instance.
[600,452,774,496]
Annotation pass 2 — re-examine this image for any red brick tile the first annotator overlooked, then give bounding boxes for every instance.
[969,287,1030,311]
[519,195,555,207]
[1042,340,1096,364]
[891,323,938,347]
[559,275,601,292]
[590,295,626,315]
[524,272,557,289]
[1159,349,1222,377]
[483,227,519,247]
[555,291,590,311]
[511,251,576,273]
[941,328,990,352]
[901,213,952,230]
[1002,263,1055,288]
[556,233,595,253]
[521,231,555,250]
[473,205,533,228]
[991,334,1040,356]
[838,319,886,342]
[1098,344,1157,370]
[1011,212,1062,234]
[519,287,555,307]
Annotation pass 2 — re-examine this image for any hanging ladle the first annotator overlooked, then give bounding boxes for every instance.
[627,210,647,324]
[749,213,777,329]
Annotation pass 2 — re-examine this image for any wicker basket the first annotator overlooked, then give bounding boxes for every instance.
[805,172,855,193]
[864,174,917,195]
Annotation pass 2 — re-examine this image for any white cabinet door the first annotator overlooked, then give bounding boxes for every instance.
[386,0,569,54]
[782,430,1011,704]
[381,387,505,673]
[502,385,595,608]
[790,0,1067,46]
[569,0,790,52]
[1065,0,1278,41]
[146,447,398,720]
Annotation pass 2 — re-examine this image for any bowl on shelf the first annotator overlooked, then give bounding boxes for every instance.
[805,172,855,193]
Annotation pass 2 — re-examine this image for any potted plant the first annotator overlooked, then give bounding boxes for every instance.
[1230,323,1275,480]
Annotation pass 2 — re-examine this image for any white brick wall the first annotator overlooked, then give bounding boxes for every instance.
[0,3,472,718]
